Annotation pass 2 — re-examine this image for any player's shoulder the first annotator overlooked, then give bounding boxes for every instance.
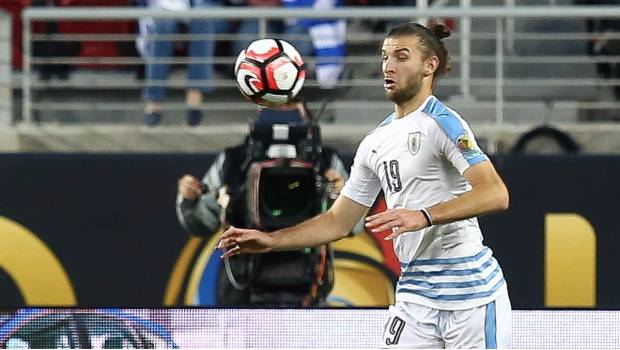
[420,96,471,137]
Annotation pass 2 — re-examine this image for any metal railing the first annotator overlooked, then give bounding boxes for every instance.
[0,10,11,126]
[19,5,620,126]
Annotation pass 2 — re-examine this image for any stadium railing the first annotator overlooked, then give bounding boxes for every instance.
[0,10,11,127]
[13,5,620,150]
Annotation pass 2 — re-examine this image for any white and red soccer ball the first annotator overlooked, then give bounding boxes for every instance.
[235,38,306,106]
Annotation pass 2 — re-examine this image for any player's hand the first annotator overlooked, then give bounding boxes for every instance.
[365,209,429,240]
[218,226,276,259]
[178,174,204,201]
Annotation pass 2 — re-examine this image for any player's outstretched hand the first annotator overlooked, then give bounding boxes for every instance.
[218,226,275,259]
[365,209,429,240]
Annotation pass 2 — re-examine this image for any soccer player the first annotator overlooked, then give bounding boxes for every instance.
[219,22,511,348]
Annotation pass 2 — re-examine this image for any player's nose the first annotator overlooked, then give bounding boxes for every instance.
[383,56,398,73]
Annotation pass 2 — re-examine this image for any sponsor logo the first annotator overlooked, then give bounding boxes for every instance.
[0,216,76,305]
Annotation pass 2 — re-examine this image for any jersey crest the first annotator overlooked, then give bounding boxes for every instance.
[408,132,421,156]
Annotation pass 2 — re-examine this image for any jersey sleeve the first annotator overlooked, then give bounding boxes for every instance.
[431,110,488,175]
[340,138,382,207]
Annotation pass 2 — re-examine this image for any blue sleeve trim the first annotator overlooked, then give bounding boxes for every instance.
[468,153,489,166]
[422,97,487,165]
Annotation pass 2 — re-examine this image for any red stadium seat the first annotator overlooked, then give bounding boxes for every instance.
[56,0,135,69]
[0,0,31,70]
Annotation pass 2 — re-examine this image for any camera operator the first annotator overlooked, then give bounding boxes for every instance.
[175,101,360,306]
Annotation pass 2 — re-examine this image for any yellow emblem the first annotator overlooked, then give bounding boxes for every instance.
[457,134,472,150]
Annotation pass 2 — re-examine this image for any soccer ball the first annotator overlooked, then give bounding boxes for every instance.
[234,38,306,107]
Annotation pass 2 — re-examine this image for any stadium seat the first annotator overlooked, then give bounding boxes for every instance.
[56,0,135,69]
[0,0,31,70]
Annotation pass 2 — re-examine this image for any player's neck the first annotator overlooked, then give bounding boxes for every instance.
[394,90,432,119]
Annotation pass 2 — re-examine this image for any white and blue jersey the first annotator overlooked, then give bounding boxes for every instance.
[341,95,507,310]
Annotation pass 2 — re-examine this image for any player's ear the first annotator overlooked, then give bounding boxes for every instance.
[424,56,439,76]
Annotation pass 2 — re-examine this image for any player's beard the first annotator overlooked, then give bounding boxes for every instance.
[386,69,424,105]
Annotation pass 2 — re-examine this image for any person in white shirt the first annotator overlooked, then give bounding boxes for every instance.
[218,22,512,349]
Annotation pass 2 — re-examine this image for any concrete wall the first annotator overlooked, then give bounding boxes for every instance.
[1,122,619,154]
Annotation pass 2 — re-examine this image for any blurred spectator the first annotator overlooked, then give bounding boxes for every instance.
[0,0,79,78]
[139,0,224,127]
[346,0,413,34]
[30,0,81,80]
[575,0,620,99]
[282,0,347,95]
[224,0,283,59]
[9,0,137,80]
[44,0,136,80]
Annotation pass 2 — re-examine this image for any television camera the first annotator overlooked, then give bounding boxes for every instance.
[220,104,336,306]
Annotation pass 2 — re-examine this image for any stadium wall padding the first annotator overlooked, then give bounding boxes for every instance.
[0,154,618,309]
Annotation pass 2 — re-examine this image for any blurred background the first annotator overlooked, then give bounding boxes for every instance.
[1,0,620,348]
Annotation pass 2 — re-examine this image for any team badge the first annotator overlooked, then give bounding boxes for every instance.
[408,132,421,156]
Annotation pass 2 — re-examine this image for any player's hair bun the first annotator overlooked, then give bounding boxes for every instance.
[429,22,451,40]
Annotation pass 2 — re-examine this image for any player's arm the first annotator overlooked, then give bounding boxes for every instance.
[366,162,509,240]
[219,195,369,258]
[429,160,508,221]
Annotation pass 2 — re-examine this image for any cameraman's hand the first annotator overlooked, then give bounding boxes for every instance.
[218,226,275,259]
[178,174,204,201]
[325,168,344,194]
